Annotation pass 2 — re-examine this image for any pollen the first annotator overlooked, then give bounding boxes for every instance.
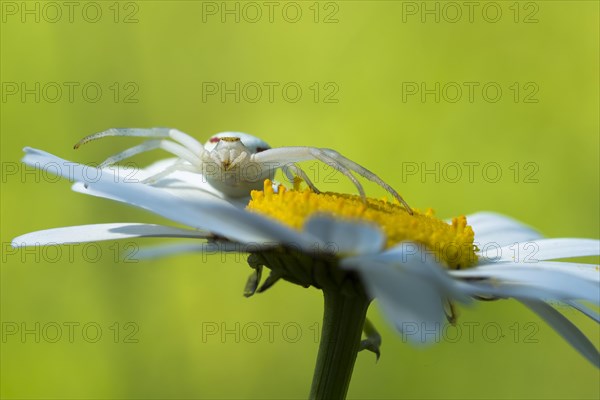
[247,179,478,269]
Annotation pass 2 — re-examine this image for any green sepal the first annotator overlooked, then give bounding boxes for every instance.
[244,264,263,298]
[359,318,382,361]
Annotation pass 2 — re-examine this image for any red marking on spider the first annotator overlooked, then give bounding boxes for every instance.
[209,137,221,143]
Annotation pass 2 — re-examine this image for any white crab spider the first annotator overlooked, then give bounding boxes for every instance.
[74,128,413,214]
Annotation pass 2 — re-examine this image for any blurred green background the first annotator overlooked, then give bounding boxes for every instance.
[1,1,599,399]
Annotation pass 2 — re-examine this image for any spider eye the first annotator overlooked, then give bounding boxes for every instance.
[256,147,269,153]
[209,137,221,143]
[221,137,241,142]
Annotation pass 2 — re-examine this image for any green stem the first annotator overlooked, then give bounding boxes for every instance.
[309,289,370,400]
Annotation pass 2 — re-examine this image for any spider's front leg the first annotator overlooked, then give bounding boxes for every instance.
[319,148,413,214]
[281,163,321,194]
[141,159,201,184]
[74,128,207,169]
[252,147,413,214]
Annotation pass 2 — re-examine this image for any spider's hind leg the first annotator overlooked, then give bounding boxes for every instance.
[320,149,413,214]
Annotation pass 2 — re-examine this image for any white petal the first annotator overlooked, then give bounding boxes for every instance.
[23,147,122,183]
[478,238,600,263]
[134,241,277,260]
[129,158,251,208]
[452,267,599,304]
[72,181,138,205]
[11,223,208,247]
[26,146,243,208]
[87,177,321,248]
[519,299,600,368]
[136,243,206,260]
[453,261,600,283]
[71,180,238,209]
[465,212,543,247]
[564,300,600,323]
[23,148,320,249]
[342,243,470,344]
[303,215,385,256]
[70,158,249,209]
[133,243,210,259]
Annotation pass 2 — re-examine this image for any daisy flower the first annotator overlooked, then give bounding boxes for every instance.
[13,146,600,399]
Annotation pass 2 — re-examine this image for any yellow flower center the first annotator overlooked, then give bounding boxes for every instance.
[246,179,478,269]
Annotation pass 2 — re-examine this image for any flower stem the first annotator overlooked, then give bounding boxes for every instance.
[309,289,370,400]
